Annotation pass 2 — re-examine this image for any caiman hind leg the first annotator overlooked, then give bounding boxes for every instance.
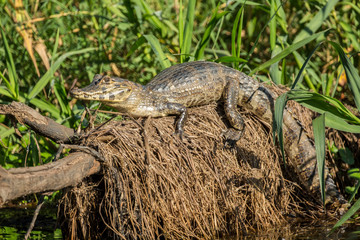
[222,79,245,147]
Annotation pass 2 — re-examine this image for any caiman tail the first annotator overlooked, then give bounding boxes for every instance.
[240,79,346,205]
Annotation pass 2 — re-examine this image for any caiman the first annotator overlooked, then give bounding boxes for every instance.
[71,61,346,205]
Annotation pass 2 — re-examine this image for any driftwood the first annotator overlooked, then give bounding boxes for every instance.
[0,102,101,205]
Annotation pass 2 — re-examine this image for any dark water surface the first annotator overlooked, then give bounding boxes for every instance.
[0,207,61,239]
[1,207,359,239]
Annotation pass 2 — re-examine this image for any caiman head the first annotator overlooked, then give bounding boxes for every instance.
[71,74,137,103]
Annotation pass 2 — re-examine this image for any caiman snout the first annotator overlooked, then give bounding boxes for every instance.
[70,87,84,98]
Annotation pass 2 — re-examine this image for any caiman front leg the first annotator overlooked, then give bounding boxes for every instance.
[223,79,245,147]
[158,102,188,139]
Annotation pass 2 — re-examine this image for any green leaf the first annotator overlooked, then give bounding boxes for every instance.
[269,0,276,51]
[274,93,287,165]
[250,29,329,75]
[330,198,360,234]
[54,77,71,116]
[194,8,228,60]
[291,43,322,89]
[292,51,317,91]
[329,41,360,111]
[313,114,326,206]
[348,171,360,181]
[348,181,360,203]
[51,29,60,66]
[240,0,285,71]
[181,0,196,63]
[269,44,283,85]
[215,56,247,63]
[1,29,18,100]
[126,35,146,57]
[135,0,167,37]
[294,0,339,43]
[0,127,15,139]
[178,0,184,52]
[29,98,61,119]
[231,4,244,60]
[324,113,360,133]
[28,47,96,100]
[143,34,171,69]
[339,148,354,165]
[0,85,13,99]
[287,90,360,125]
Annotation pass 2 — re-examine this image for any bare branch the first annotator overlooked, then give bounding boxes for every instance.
[0,102,75,143]
[0,152,101,205]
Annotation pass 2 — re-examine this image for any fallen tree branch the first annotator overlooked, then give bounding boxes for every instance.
[0,152,101,205]
[0,101,75,143]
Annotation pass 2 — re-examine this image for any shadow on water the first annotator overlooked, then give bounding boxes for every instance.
[0,206,62,239]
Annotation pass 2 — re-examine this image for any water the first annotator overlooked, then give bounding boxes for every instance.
[0,207,62,239]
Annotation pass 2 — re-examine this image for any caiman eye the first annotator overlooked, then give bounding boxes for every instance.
[92,74,103,85]
[103,76,112,83]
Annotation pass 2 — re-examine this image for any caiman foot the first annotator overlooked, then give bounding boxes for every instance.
[222,128,243,148]
[173,129,188,141]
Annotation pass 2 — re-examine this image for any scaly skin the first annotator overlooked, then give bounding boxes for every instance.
[71,61,345,204]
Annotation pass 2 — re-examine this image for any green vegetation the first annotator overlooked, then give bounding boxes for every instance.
[1,0,360,233]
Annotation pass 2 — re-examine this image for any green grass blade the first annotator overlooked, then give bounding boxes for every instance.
[329,41,360,110]
[126,35,146,57]
[0,86,13,99]
[237,7,244,59]
[324,113,360,133]
[1,29,18,100]
[287,90,360,124]
[240,0,284,71]
[291,42,322,89]
[274,93,288,165]
[0,127,15,140]
[275,0,287,33]
[136,0,167,37]
[51,29,60,66]
[144,34,171,69]
[231,3,245,69]
[338,1,360,14]
[292,51,317,91]
[313,114,326,206]
[54,77,71,116]
[215,56,247,63]
[250,29,329,75]
[269,44,283,85]
[0,72,14,99]
[280,59,287,85]
[28,47,96,100]
[349,181,360,203]
[181,0,196,62]
[179,0,184,54]
[330,198,360,235]
[294,0,339,43]
[194,8,228,60]
[231,5,243,57]
[29,98,61,119]
[269,0,276,51]
[347,168,360,202]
